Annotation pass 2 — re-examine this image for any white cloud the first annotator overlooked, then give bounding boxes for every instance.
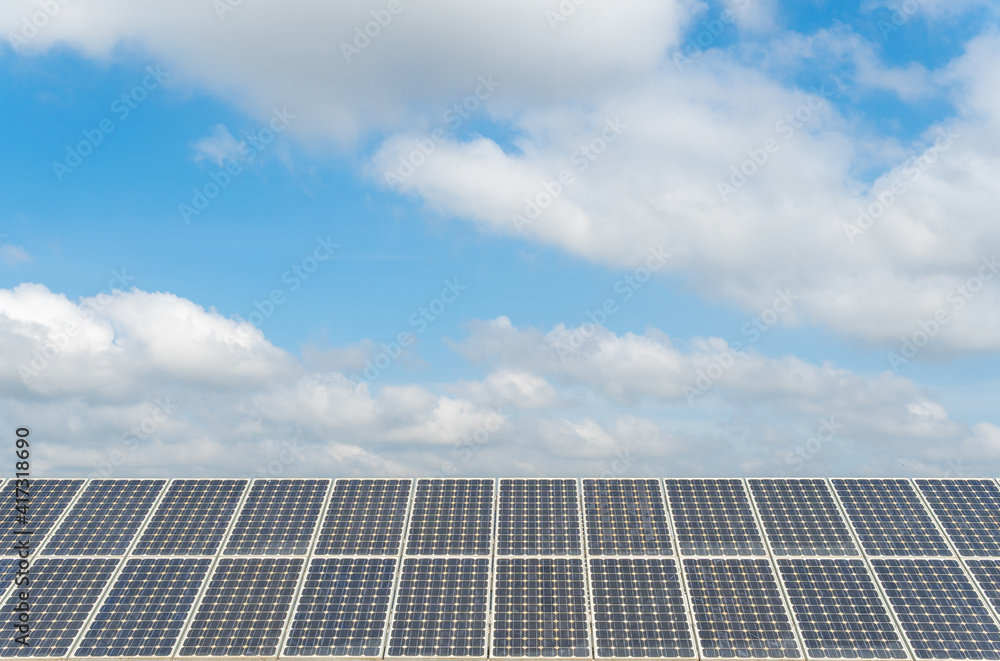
[193,124,246,166]
[0,243,31,266]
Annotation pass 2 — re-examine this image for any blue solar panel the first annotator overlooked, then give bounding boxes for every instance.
[315,479,411,555]
[0,479,83,556]
[42,479,165,556]
[777,559,907,659]
[666,479,767,556]
[0,558,118,658]
[75,557,212,657]
[871,558,1000,659]
[583,479,673,556]
[387,557,490,657]
[832,479,952,556]
[133,479,246,555]
[749,479,858,556]
[497,479,582,556]
[223,479,327,555]
[967,560,1000,619]
[284,557,395,657]
[589,557,695,658]
[684,558,801,659]
[916,479,1000,557]
[406,479,493,556]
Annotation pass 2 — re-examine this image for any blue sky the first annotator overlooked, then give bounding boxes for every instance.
[2,0,1000,478]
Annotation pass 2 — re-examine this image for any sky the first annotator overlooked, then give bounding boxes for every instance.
[1,0,999,479]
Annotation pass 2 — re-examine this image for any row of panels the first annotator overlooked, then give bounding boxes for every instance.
[5,554,1000,660]
[7,478,1000,558]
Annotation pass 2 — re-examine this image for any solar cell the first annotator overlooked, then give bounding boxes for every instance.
[41,479,165,556]
[492,558,589,658]
[832,479,952,557]
[284,557,395,657]
[0,479,83,556]
[75,557,212,657]
[0,558,118,658]
[589,558,695,659]
[178,557,303,657]
[583,479,672,556]
[665,479,766,556]
[223,479,327,555]
[684,558,801,659]
[871,558,1000,660]
[315,479,411,555]
[777,558,907,659]
[915,479,1000,557]
[496,479,582,556]
[387,557,490,657]
[965,560,1000,618]
[748,479,858,556]
[406,479,493,556]
[133,479,246,555]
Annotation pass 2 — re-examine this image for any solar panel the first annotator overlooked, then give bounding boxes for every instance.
[284,557,395,657]
[74,557,212,657]
[749,479,859,556]
[387,557,490,657]
[777,558,907,659]
[915,479,1000,557]
[223,479,327,555]
[870,558,1000,659]
[589,557,695,659]
[41,479,164,556]
[133,479,247,555]
[832,479,952,557]
[665,479,767,556]
[0,479,83,556]
[492,558,590,658]
[496,479,582,556]
[583,479,673,556]
[684,558,801,660]
[178,557,303,657]
[315,479,411,555]
[0,558,118,657]
[406,479,493,556]
[967,560,1000,617]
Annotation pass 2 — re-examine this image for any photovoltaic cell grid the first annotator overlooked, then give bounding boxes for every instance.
[589,558,695,659]
[666,479,766,556]
[583,479,672,556]
[916,479,1000,557]
[133,479,247,555]
[0,558,118,658]
[497,479,582,556]
[871,558,1000,660]
[406,479,493,556]
[284,557,395,657]
[224,479,327,555]
[42,479,165,556]
[777,559,907,660]
[684,558,801,660]
[387,557,490,657]
[749,479,859,557]
[0,479,83,556]
[315,479,411,555]
[492,558,590,658]
[179,557,303,657]
[967,560,1000,616]
[75,557,212,657]
[832,479,952,557]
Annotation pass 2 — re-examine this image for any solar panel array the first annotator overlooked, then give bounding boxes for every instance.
[2,476,1000,660]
